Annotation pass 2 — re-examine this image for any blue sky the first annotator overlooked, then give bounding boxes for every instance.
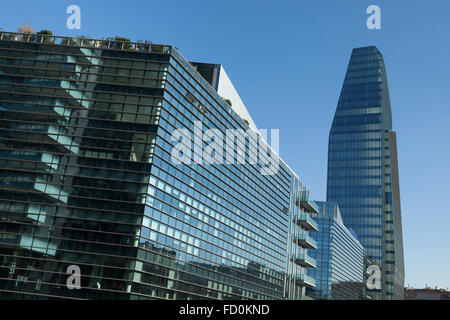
[1,0,449,289]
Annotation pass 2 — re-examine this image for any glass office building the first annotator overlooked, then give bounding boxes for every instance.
[306,201,365,300]
[0,32,317,300]
[327,46,405,299]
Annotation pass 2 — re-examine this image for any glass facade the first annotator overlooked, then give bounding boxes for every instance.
[0,32,316,300]
[306,201,365,300]
[326,46,405,299]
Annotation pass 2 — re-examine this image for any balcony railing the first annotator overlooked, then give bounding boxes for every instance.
[295,273,316,288]
[297,190,320,214]
[292,253,317,268]
[0,31,171,54]
[293,234,318,250]
[293,212,319,231]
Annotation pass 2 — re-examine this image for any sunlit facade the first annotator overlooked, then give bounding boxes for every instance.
[0,32,317,300]
[326,46,405,299]
[306,201,365,300]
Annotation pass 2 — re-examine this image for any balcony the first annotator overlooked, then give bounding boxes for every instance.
[292,253,317,268]
[293,213,319,231]
[295,273,316,288]
[293,234,318,250]
[297,191,320,214]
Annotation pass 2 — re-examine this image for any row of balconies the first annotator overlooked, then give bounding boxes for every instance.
[292,191,319,291]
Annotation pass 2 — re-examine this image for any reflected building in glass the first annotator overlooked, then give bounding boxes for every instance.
[326,46,405,299]
[306,201,365,300]
[0,32,317,300]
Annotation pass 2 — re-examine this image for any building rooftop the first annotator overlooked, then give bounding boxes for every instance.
[0,31,171,53]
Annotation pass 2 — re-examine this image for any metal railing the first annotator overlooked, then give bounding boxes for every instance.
[294,212,319,231]
[0,31,171,54]
[294,233,318,249]
[296,273,316,287]
[292,253,317,268]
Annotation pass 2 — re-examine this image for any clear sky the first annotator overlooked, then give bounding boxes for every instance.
[1,0,449,289]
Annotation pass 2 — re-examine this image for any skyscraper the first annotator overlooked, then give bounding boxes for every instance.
[326,46,405,299]
[0,31,316,300]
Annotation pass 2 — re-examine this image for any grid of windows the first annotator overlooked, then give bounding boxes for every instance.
[307,201,364,300]
[0,32,315,300]
[326,46,404,299]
